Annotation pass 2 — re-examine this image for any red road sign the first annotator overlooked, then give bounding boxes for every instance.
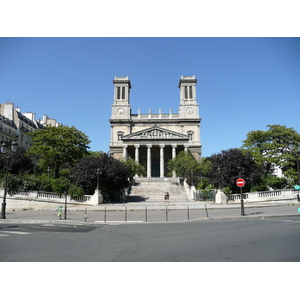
[236,178,245,187]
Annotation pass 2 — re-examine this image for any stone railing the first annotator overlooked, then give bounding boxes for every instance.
[0,188,101,210]
[132,114,179,120]
[227,189,300,204]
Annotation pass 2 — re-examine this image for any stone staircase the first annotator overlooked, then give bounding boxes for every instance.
[126,177,188,202]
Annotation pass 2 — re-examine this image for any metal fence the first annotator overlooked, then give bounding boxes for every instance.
[194,190,216,201]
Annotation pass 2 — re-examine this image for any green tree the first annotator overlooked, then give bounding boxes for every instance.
[0,147,34,175]
[27,125,90,178]
[0,147,35,192]
[88,150,104,157]
[242,125,300,178]
[167,151,201,185]
[196,157,212,189]
[207,148,263,193]
[122,158,146,180]
[70,154,130,199]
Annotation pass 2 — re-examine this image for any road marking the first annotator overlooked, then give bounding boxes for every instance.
[264,219,300,223]
[94,221,144,223]
[0,231,31,237]
[1,231,31,234]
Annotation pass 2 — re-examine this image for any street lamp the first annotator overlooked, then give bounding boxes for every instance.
[96,168,102,190]
[1,141,18,219]
[288,141,300,185]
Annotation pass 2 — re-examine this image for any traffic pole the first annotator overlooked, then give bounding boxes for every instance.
[236,178,246,216]
[240,187,245,216]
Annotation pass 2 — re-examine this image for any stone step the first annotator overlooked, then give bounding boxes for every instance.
[128,178,188,202]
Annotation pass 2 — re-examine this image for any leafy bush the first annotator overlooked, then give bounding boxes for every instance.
[21,174,41,191]
[222,186,232,195]
[68,184,85,197]
[51,177,71,194]
[265,176,288,190]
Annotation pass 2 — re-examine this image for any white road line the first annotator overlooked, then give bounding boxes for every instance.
[0,231,31,235]
[94,221,144,223]
[264,219,300,223]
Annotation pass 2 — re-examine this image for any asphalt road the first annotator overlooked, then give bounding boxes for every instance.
[1,217,300,262]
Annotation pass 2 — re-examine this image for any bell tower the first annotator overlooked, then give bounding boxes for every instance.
[111,76,131,119]
[178,75,199,119]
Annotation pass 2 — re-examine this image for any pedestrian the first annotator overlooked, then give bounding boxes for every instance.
[164,192,169,201]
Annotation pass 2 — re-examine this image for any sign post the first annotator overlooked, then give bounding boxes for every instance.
[236,178,246,216]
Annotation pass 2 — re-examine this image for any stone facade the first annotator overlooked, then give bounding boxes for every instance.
[109,76,202,178]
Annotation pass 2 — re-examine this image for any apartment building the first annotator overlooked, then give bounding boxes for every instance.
[0,102,61,150]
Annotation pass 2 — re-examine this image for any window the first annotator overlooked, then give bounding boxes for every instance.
[184,86,193,99]
[187,131,194,141]
[117,87,126,100]
[117,87,121,99]
[189,86,193,99]
[122,87,125,99]
[117,131,124,141]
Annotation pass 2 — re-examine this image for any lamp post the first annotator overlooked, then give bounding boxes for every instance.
[288,141,300,186]
[64,188,67,220]
[96,168,102,190]
[1,141,18,219]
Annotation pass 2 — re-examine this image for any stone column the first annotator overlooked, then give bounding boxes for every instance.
[184,144,188,152]
[134,144,140,164]
[146,144,152,178]
[123,144,128,161]
[134,144,140,177]
[159,144,165,177]
[171,144,177,178]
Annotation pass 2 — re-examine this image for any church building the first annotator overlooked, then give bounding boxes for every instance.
[109,75,202,178]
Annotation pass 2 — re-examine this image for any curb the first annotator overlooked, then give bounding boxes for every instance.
[0,214,299,225]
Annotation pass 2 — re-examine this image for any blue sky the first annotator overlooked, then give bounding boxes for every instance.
[0,37,299,157]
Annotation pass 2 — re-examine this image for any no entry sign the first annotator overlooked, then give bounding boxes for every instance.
[236,178,245,187]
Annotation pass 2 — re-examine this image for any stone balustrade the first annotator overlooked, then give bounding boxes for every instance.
[227,189,300,204]
[132,114,179,120]
[0,188,94,210]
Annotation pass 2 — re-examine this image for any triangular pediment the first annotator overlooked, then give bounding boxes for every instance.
[122,125,189,140]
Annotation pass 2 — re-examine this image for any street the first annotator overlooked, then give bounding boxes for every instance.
[1,217,300,262]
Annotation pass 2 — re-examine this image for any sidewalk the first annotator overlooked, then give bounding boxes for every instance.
[0,201,299,224]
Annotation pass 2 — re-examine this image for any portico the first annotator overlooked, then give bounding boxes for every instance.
[121,125,190,177]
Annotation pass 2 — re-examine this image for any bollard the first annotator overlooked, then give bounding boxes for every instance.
[104,206,106,222]
[84,207,87,222]
[204,204,209,218]
[125,205,127,222]
[166,205,168,221]
[187,206,190,220]
[145,205,147,222]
